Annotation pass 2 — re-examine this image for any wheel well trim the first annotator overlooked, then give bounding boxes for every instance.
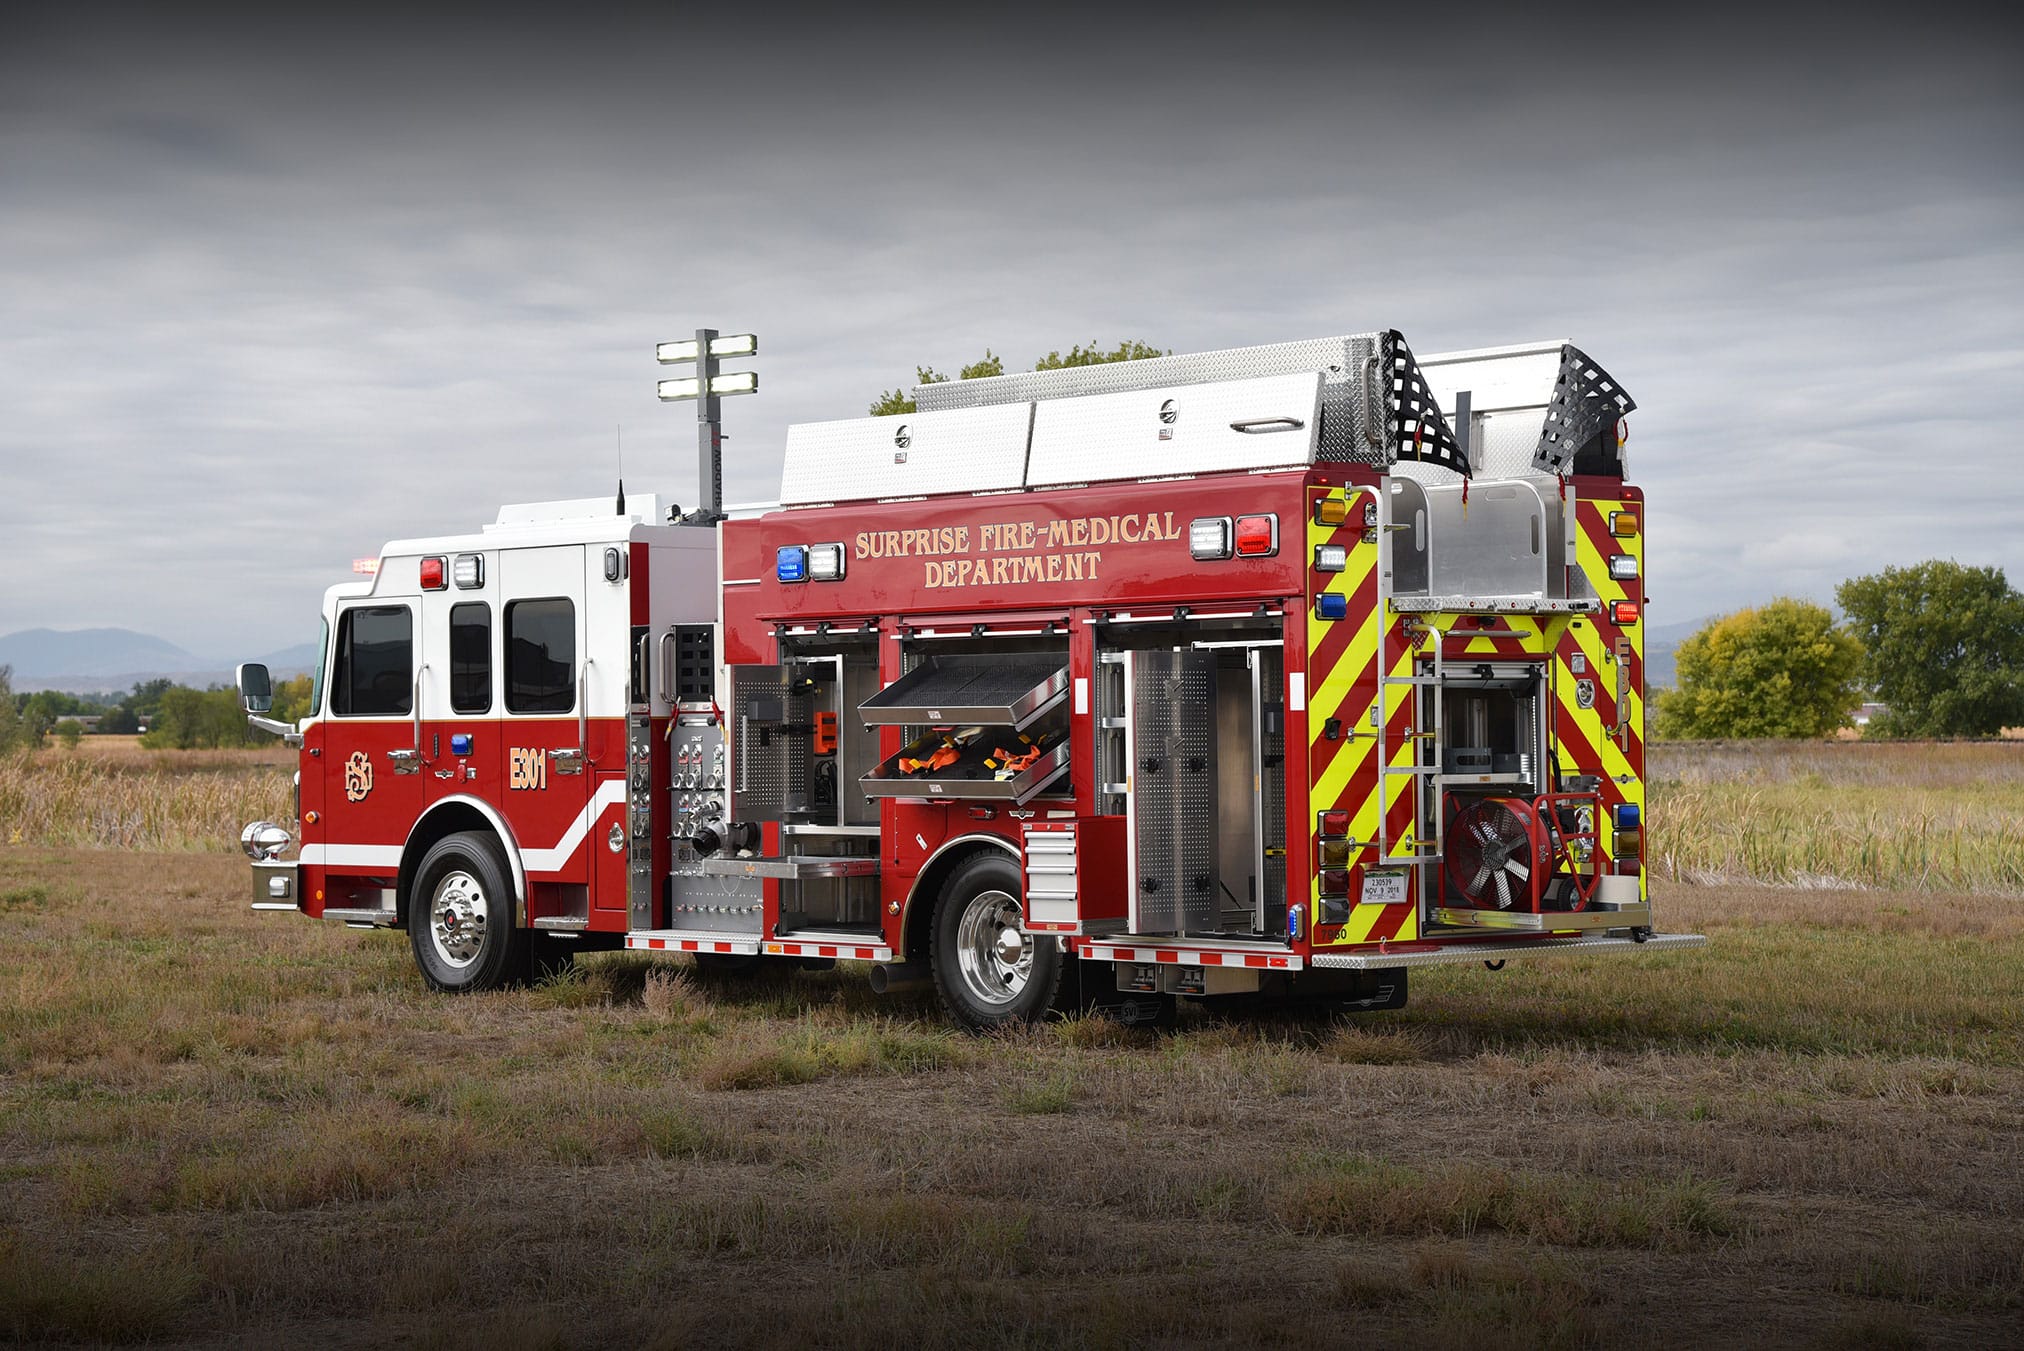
[402,795,528,924]
[899,831,1020,960]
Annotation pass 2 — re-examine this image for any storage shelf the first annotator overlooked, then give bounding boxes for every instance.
[861,740,1070,804]
[858,655,1068,730]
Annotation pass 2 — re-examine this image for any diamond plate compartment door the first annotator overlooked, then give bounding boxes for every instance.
[729,665,810,822]
[1128,650,1219,935]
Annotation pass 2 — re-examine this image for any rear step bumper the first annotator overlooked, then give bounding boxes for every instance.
[1311,932,1706,969]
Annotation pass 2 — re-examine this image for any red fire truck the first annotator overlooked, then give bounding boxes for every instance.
[238,331,1702,1028]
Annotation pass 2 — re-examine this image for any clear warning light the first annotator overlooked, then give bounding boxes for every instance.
[351,558,380,575]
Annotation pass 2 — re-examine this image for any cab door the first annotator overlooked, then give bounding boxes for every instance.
[319,598,426,915]
[496,547,593,923]
[420,571,498,811]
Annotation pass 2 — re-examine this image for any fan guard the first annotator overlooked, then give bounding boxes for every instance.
[1445,796,1553,911]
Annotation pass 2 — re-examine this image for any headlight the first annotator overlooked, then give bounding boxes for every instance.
[241,821,291,862]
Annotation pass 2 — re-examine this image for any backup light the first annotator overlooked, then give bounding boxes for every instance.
[1313,497,1349,527]
[1612,600,1640,625]
[808,542,846,580]
[1609,554,1638,581]
[1189,516,1233,560]
[453,553,485,588]
[776,546,809,582]
[419,556,446,590]
[1234,514,1278,557]
[1313,543,1348,573]
[1315,592,1349,621]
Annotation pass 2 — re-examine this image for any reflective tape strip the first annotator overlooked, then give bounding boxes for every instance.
[762,941,892,961]
[1083,943,1302,971]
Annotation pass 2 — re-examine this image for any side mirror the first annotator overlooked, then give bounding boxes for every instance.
[236,662,274,714]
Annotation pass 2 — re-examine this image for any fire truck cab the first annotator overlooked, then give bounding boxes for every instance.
[241,330,1704,1028]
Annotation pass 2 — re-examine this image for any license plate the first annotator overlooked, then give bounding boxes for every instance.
[1359,868,1408,905]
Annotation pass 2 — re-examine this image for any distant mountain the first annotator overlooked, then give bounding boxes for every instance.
[0,627,202,680]
[0,627,316,694]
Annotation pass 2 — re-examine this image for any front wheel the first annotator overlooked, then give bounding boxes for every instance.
[409,831,525,993]
[931,852,1062,1031]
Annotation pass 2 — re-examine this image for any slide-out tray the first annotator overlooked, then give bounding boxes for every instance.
[861,740,1070,804]
[858,655,1068,730]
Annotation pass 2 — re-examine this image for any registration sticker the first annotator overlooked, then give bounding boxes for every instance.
[1359,868,1408,906]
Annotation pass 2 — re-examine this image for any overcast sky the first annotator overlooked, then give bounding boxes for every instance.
[2,4,2019,658]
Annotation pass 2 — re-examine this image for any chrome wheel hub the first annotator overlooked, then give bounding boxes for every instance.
[955,888,1031,1007]
[429,870,489,968]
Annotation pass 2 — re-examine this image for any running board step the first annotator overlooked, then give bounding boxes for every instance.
[1311,932,1705,969]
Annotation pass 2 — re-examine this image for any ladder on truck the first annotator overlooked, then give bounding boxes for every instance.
[1371,477,1444,889]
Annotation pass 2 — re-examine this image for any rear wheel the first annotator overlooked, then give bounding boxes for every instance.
[931,852,1062,1031]
[409,832,524,993]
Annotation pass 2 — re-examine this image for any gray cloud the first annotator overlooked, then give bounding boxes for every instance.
[1,3,2019,656]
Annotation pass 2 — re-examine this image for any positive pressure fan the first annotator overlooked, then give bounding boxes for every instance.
[1444,796,1553,911]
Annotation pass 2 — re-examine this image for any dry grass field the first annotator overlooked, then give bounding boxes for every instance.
[0,744,2019,1348]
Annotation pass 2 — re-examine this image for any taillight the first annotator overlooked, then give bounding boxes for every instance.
[1613,600,1639,625]
[1234,514,1278,557]
[419,556,446,590]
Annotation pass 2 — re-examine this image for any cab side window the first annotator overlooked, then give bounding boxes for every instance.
[449,603,492,714]
[505,598,574,714]
[332,605,413,717]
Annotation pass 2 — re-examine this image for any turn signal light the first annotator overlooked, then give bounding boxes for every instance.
[1613,600,1640,625]
[1610,511,1640,537]
[1234,514,1278,557]
[419,556,446,590]
[1313,497,1349,526]
[1318,838,1349,869]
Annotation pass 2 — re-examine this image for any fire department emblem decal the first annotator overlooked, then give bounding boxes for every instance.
[343,751,373,802]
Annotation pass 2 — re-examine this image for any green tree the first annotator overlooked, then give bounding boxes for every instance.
[269,674,314,725]
[1836,560,2024,737]
[97,706,140,735]
[141,686,262,749]
[52,719,84,749]
[0,666,21,753]
[121,678,175,722]
[869,341,1165,416]
[1656,598,1863,739]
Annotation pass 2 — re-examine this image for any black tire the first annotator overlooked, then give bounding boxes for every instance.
[409,831,525,993]
[930,852,1063,1032]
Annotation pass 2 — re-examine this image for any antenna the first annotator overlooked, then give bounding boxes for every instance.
[615,422,625,516]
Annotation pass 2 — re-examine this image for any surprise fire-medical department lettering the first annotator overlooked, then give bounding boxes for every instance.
[853,511,1179,590]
